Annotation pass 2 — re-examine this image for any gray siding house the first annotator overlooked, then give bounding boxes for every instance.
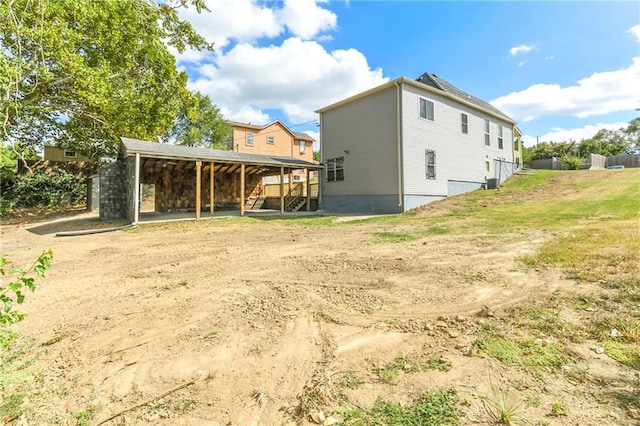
[316,72,522,214]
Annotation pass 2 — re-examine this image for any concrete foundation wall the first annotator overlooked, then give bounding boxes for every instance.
[447,180,484,196]
[322,195,403,214]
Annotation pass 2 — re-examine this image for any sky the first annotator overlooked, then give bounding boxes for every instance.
[173,0,640,149]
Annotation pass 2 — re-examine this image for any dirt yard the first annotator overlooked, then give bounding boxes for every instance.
[1,205,636,425]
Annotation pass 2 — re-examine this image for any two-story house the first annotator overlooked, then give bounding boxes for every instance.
[316,72,522,214]
[229,120,314,176]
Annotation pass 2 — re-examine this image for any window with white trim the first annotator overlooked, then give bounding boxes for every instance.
[484,119,490,146]
[326,157,344,182]
[425,150,436,180]
[245,132,254,146]
[498,124,503,149]
[514,139,519,151]
[461,113,468,134]
[419,98,434,121]
[486,161,491,172]
[300,141,306,154]
[266,135,274,145]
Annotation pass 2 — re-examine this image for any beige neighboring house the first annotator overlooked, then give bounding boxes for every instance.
[228,120,316,181]
[44,145,91,162]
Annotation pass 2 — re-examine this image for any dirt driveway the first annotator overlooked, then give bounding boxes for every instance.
[0,210,632,425]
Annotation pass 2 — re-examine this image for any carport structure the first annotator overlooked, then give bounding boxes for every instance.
[99,138,323,224]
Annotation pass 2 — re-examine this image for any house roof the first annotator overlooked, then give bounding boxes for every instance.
[316,75,516,125]
[228,120,314,141]
[415,72,512,122]
[120,137,322,170]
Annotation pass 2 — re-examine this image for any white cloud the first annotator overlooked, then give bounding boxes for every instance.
[492,57,640,122]
[509,44,534,56]
[518,61,525,67]
[174,0,337,60]
[189,37,388,124]
[277,0,337,40]
[628,24,640,42]
[521,122,628,146]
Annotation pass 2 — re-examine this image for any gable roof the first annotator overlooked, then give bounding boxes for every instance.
[316,76,515,125]
[120,137,322,170]
[228,120,314,142]
[416,72,512,121]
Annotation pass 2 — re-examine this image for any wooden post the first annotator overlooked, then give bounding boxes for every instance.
[195,160,202,220]
[209,162,215,216]
[306,168,311,211]
[240,163,245,216]
[280,166,285,215]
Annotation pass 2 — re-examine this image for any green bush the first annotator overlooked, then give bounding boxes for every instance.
[6,170,86,209]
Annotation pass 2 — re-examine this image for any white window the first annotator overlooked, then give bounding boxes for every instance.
[419,98,434,121]
[64,150,77,158]
[425,150,436,180]
[514,139,519,151]
[267,136,274,145]
[461,113,468,134]
[326,157,344,182]
[300,141,306,154]
[245,132,254,146]
[486,161,491,172]
[498,125,503,149]
[484,120,490,146]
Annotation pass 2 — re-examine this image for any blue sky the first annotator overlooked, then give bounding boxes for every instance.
[175,1,640,148]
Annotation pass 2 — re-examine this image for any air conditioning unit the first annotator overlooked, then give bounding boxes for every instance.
[487,178,500,189]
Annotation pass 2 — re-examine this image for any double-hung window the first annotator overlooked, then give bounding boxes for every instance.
[461,113,468,134]
[326,157,344,182]
[246,132,254,146]
[300,141,306,154]
[425,150,436,180]
[266,135,275,145]
[484,120,490,146]
[419,98,434,121]
[498,125,504,149]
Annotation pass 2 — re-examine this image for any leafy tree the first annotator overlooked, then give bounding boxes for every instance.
[624,117,640,154]
[578,129,628,157]
[527,141,578,161]
[168,92,232,149]
[313,151,321,162]
[1,0,213,165]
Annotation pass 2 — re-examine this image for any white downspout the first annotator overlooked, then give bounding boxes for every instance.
[396,81,403,208]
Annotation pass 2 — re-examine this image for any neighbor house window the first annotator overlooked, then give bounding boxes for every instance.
[498,124,504,149]
[461,113,468,134]
[484,120,490,146]
[419,98,434,121]
[326,157,344,182]
[514,139,520,151]
[267,135,275,145]
[486,161,491,172]
[425,150,436,179]
[64,150,77,158]
[300,141,306,154]
[245,132,254,146]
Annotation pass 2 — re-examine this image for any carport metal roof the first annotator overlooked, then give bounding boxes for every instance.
[120,137,322,173]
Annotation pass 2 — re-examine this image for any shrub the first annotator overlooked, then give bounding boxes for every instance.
[6,169,86,209]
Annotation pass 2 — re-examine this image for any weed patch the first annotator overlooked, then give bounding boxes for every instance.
[474,337,567,372]
[342,389,462,425]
